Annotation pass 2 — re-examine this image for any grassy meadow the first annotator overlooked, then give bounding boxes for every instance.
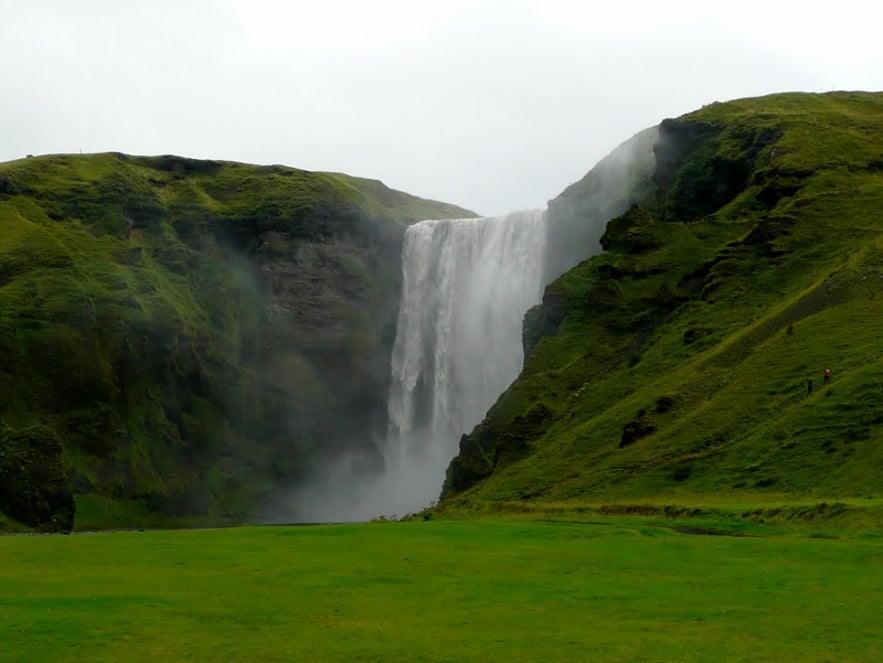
[2,517,882,662]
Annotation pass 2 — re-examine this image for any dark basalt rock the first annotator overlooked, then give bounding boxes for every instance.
[0,173,16,196]
[654,119,782,221]
[619,419,656,448]
[522,285,569,359]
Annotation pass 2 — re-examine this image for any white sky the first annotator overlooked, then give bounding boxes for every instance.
[2,0,882,215]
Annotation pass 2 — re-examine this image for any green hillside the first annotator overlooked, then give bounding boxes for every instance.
[0,152,472,531]
[442,91,883,518]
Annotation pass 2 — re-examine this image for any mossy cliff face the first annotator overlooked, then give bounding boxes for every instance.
[443,91,883,508]
[0,153,472,529]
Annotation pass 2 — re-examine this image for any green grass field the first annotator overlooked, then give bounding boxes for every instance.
[2,517,882,662]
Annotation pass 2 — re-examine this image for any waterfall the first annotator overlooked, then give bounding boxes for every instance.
[289,209,547,521]
[382,209,548,510]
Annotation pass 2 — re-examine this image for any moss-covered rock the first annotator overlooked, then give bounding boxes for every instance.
[0,425,74,532]
[599,204,662,253]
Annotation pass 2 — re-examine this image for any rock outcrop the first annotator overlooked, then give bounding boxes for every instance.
[0,425,75,532]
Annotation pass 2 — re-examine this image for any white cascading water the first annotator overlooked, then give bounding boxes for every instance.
[291,209,547,521]
[381,209,548,513]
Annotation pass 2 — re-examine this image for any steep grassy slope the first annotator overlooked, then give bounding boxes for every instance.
[0,152,472,530]
[442,91,883,514]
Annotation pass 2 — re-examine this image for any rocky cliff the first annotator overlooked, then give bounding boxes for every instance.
[0,152,472,530]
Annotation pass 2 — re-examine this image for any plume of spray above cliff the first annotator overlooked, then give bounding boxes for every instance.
[543,125,658,282]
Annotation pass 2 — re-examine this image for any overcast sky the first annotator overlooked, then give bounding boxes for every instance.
[2,1,882,216]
